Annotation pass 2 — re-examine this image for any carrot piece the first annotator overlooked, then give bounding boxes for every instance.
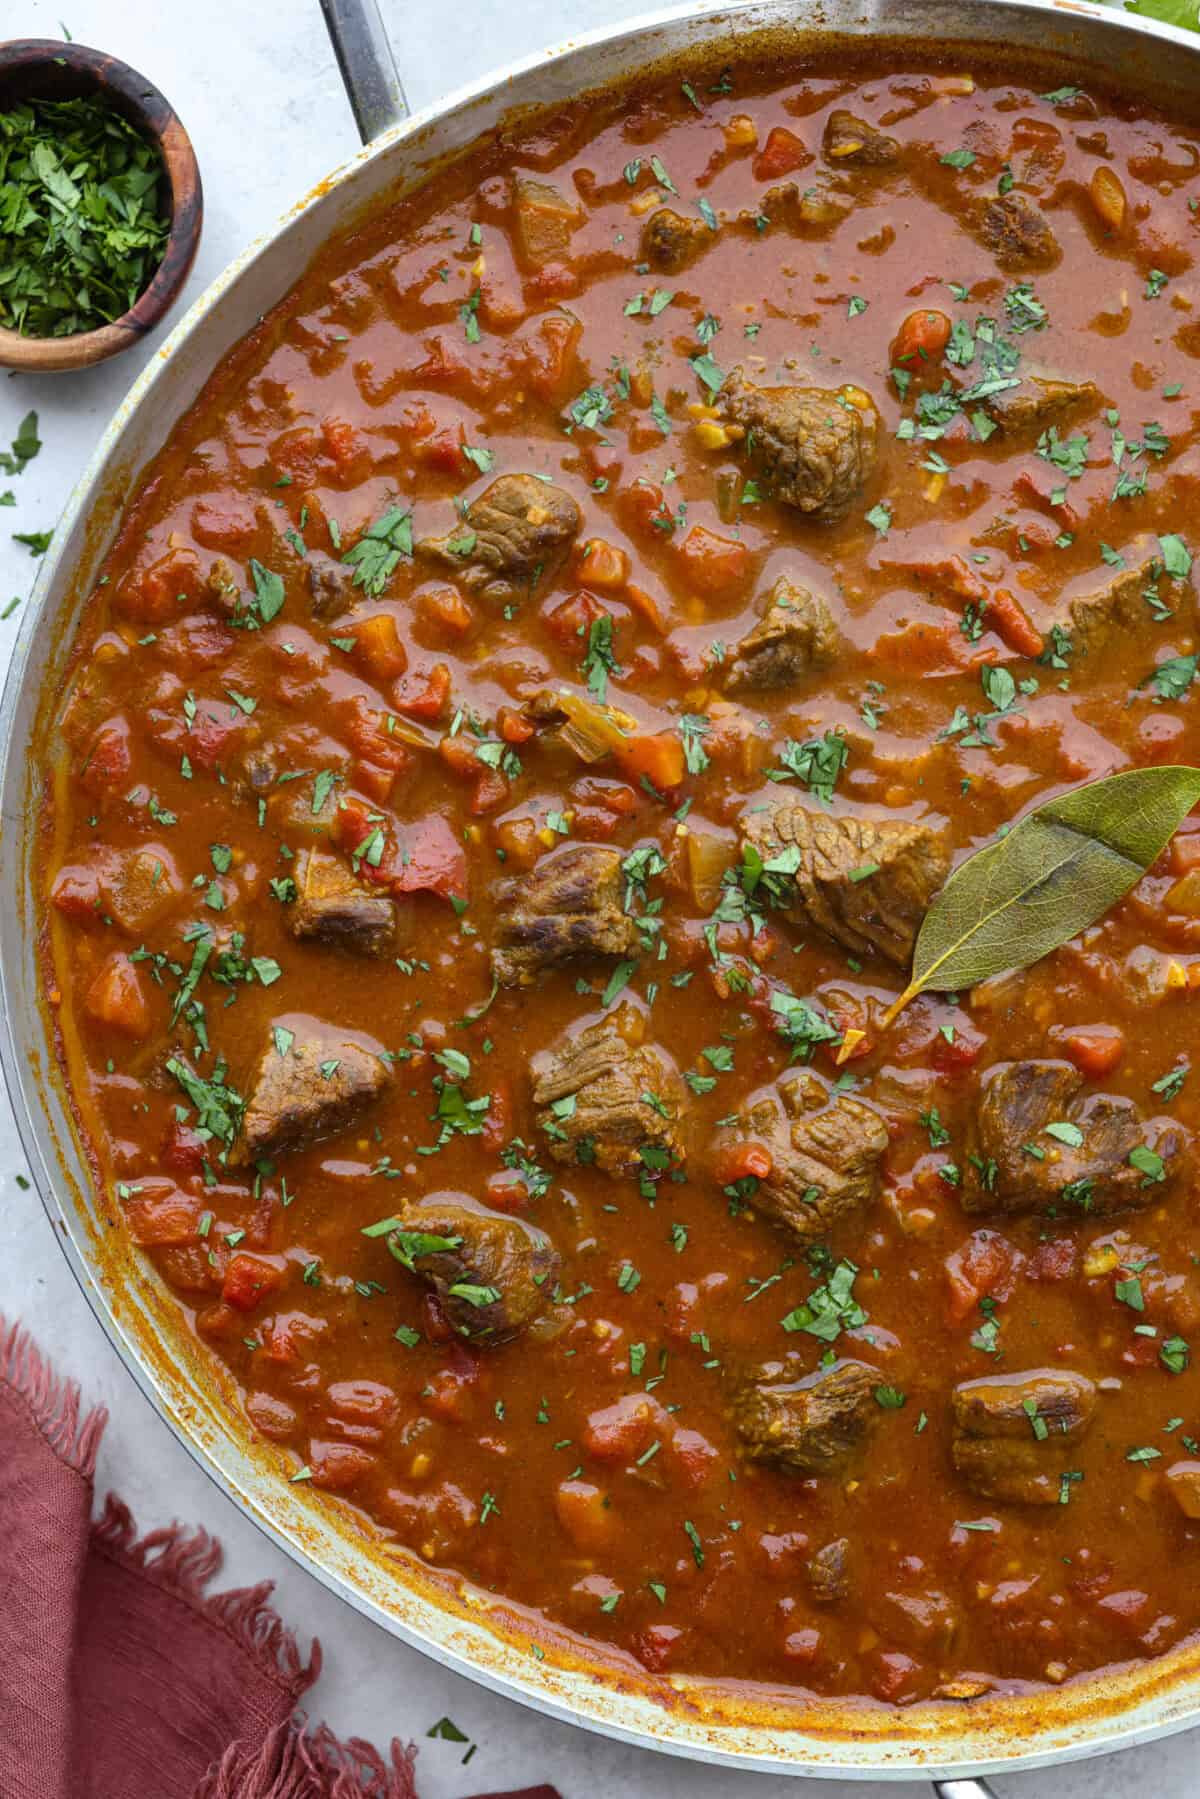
[615,730,685,791]
[1061,1028,1124,1079]
[713,1141,773,1184]
[892,308,952,367]
[985,588,1045,659]
[84,953,149,1038]
[352,612,408,681]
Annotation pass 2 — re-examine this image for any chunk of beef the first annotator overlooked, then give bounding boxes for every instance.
[641,206,713,273]
[290,849,397,957]
[382,1192,560,1344]
[977,193,1061,270]
[236,1014,392,1163]
[492,845,639,987]
[736,182,851,235]
[416,474,580,607]
[1064,553,1178,657]
[822,110,899,167]
[723,575,839,692]
[732,1359,878,1476]
[952,1368,1096,1505]
[984,376,1100,437]
[721,1069,887,1243]
[530,1005,685,1177]
[512,175,582,270]
[962,1059,1189,1218]
[742,802,949,966]
[717,368,879,523]
[807,1537,852,1604]
[307,551,356,619]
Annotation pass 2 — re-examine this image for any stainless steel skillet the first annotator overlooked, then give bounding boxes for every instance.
[4,0,1200,1789]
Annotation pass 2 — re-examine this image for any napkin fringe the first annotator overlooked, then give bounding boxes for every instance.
[193,1722,418,1799]
[0,1313,107,1476]
[93,1493,318,1698]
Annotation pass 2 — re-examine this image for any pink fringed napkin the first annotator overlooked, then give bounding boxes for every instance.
[0,1317,562,1799]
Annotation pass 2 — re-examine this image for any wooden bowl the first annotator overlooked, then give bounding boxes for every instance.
[0,40,202,372]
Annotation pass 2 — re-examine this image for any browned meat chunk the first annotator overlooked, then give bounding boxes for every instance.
[306,552,355,619]
[717,369,879,523]
[724,575,839,692]
[737,182,850,235]
[822,110,899,167]
[641,206,712,273]
[952,1369,1097,1505]
[1065,553,1179,657]
[977,193,1061,270]
[719,1069,887,1243]
[1166,1460,1200,1519]
[416,474,580,606]
[531,1005,685,1177]
[512,175,582,270]
[963,1059,1189,1218]
[742,802,949,966]
[236,1014,392,1163]
[984,376,1100,437]
[289,849,397,957]
[492,844,639,987]
[732,1359,878,1476]
[380,1192,561,1344]
[808,1537,852,1604]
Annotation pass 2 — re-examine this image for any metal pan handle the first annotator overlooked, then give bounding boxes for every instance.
[933,1781,998,1798]
[319,0,408,142]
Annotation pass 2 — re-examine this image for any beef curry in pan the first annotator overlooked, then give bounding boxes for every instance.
[37,46,1200,1705]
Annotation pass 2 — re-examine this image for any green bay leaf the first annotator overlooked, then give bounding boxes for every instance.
[885,766,1200,1022]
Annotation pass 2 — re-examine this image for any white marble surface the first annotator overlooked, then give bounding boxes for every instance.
[2,0,1199,1793]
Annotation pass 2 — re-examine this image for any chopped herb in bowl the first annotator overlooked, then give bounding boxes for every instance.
[0,94,171,339]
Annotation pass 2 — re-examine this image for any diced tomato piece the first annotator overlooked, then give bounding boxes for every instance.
[614,730,685,792]
[413,427,464,473]
[81,716,132,795]
[944,1230,1022,1325]
[713,1140,773,1185]
[583,1393,660,1462]
[753,125,809,181]
[985,588,1044,659]
[50,860,105,926]
[222,1254,286,1313]
[331,795,377,859]
[470,768,508,816]
[343,694,412,774]
[391,814,468,901]
[308,1440,377,1490]
[1026,1237,1078,1283]
[677,525,751,597]
[930,1021,984,1075]
[117,547,205,623]
[1095,1589,1150,1638]
[485,1169,532,1213]
[161,1120,209,1177]
[439,735,480,780]
[481,1077,513,1153]
[498,706,535,745]
[394,662,451,719]
[352,612,408,681]
[321,417,370,485]
[1060,1027,1124,1079]
[422,1355,481,1422]
[186,702,243,773]
[542,588,606,649]
[633,1624,686,1671]
[892,308,952,368]
[554,1478,614,1551]
[523,310,583,403]
[870,1650,923,1703]
[670,1427,718,1488]
[419,586,474,641]
[84,953,149,1037]
[617,481,666,538]
[121,1180,197,1246]
[190,494,257,552]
